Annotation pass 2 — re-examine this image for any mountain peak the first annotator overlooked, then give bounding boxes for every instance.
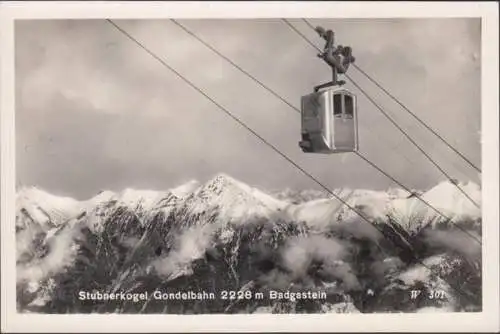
[421,180,481,218]
[16,186,83,228]
[210,173,240,186]
[206,173,261,193]
[191,173,288,216]
[119,188,164,207]
[170,179,200,198]
[199,173,240,195]
[87,190,117,206]
[17,186,81,209]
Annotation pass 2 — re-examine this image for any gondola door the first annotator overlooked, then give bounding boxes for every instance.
[331,91,358,152]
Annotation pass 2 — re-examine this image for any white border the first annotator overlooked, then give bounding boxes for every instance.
[1,1,498,332]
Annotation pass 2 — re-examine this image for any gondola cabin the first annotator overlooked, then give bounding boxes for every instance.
[299,87,358,154]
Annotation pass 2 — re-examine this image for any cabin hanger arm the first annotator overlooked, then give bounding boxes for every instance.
[314,26,356,92]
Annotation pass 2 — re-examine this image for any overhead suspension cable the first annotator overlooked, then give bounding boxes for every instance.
[355,151,481,244]
[282,18,481,210]
[283,18,321,52]
[105,19,387,237]
[301,18,481,174]
[106,19,480,306]
[346,76,481,210]
[170,18,481,246]
[353,64,481,173]
[170,19,429,175]
[170,19,301,114]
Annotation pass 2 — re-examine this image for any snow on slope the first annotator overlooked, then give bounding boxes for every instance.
[149,174,292,279]
[85,181,200,213]
[285,190,352,229]
[389,180,481,232]
[339,189,400,220]
[15,176,483,313]
[16,180,200,236]
[180,173,289,222]
[17,223,82,284]
[119,188,166,212]
[422,181,481,218]
[16,187,83,229]
[171,180,200,198]
[16,178,482,235]
[286,188,404,230]
[85,189,163,211]
[86,190,116,207]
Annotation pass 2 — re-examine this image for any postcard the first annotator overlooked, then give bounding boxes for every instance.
[1,1,498,332]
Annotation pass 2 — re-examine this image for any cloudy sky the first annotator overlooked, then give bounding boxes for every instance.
[15,18,481,200]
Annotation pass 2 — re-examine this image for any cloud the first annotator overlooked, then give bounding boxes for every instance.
[151,224,216,278]
[422,229,481,262]
[17,225,82,283]
[16,228,42,262]
[276,235,362,291]
[330,216,385,243]
[369,257,406,281]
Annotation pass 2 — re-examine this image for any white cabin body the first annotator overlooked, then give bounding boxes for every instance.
[299,87,359,154]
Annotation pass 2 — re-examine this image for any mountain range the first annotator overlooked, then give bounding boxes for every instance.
[16,174,482,314]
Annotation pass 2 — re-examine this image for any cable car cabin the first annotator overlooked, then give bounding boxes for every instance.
[299,88,358,154]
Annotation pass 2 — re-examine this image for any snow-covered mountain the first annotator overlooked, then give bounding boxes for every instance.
[388,181,481,232]
[16,187,83,230]
[15,174,482,314]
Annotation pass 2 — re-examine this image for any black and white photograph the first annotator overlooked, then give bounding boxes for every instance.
[1,1,499,333]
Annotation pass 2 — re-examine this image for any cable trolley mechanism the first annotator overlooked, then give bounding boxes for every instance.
[299,26,359,154]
